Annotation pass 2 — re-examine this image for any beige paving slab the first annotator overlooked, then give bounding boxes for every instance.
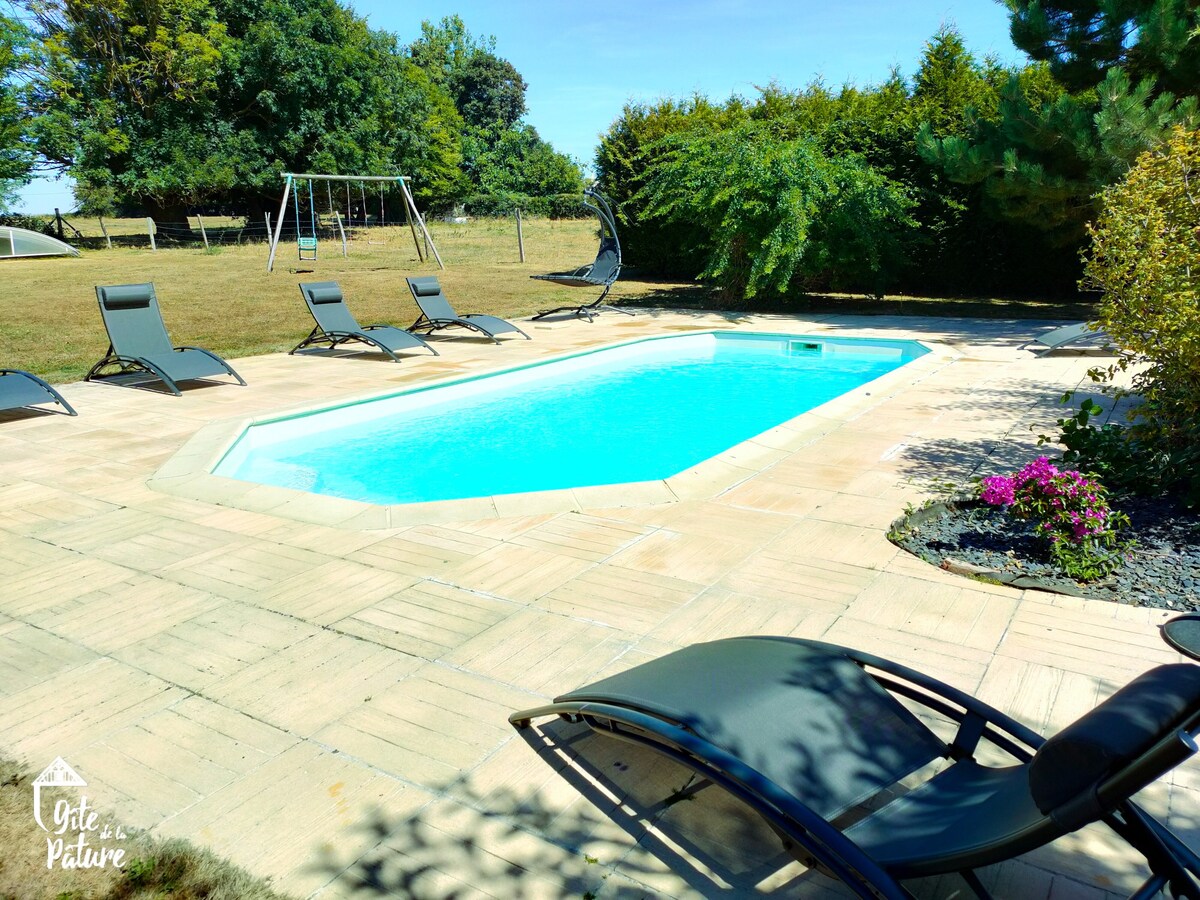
[160,539,335,597]
[113,602,320,692]
[78,699,300,829]
[0,621,98,696]
[843,572,1019,652]
[606,529,760,583]
[998,598,1180,681]
[648,586,841,647]
[333,579,517,660]
[717,549,879,613]
[255,558,415,625]
[444,542,593,603]
[26,574,225,654]
[510,512,651,561]
[0,530,80,577]
[440,606,639,696]
[0,657,186,764]
[347,524,501,577]
[205,630,424,736]
[1,555,141,615]
[535,564,705,633]
[314,663,541,786]
[766,519,900,569]
[155,741,432,898]
[713,476,839,516]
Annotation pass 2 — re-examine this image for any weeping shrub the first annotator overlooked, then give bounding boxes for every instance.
[635,122,914,300]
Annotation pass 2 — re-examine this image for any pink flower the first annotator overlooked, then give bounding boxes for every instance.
[981,475,1015,506]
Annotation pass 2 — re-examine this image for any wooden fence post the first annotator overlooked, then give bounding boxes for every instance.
[146,217,156,251]
[98,216,112,250]
[515,208,525,263]
[196,215,210,251]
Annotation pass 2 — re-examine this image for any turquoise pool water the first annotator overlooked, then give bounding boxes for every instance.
[215,332,927,504]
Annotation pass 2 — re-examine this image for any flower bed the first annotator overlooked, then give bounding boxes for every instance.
[890,493,1200,610]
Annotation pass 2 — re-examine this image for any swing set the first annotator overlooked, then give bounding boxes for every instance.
[266,173,444,273]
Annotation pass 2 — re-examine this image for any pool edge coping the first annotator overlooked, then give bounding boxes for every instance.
[147,325,960,530]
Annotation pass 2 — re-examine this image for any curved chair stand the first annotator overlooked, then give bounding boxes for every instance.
[530,187,632,323]
[88,284,246,396]
[406,276,529,344]
[293,282,437,362]
[290,326,437,362]
[85,347,245,397]
[0,368,78,416]
[511,636,1200,899]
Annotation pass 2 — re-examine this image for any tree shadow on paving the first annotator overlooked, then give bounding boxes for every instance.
[309,718,841,898]
[305,714,1160,899]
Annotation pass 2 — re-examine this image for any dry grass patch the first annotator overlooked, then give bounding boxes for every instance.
[0,758,293,900]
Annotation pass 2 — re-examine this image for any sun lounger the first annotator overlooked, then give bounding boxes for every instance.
[1022,321,1114,355]
[293,281,436,361]
[406,276,528,343]
[87,283,245,395]
[0,368,76,415]
[512,636,1200,897]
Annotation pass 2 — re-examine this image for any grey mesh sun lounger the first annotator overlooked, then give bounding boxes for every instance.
[1021,321,1115,355]
[293,281,436,362]
[512,636,1200,898]
[406,276,529,343]
[86,283,245,395]
[0,368,76,415]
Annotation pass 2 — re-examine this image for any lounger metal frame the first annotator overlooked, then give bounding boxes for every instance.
[0,368,77,415]
[512,637,1200,899]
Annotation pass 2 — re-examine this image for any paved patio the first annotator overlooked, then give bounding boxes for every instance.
[0,310,1190,898]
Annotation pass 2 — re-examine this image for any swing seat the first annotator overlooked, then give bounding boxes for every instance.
[298,236,318,261]
[531,187,630,322]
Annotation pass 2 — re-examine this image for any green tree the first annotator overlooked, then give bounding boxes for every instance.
[466,123,581,197]
[596,95,748,274]
[1083,125,1200,500]
[924,1,1200,246]
[1007,0,1200,96]
[408,16,526,131]
[21,0,467,217]
[448,51,526,130]
[0,13,34,209]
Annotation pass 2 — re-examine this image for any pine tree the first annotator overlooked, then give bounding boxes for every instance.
[923,1,1200,245]
[1007,0,1200,96]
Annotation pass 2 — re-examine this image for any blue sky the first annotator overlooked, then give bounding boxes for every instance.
[15,0,1025,213]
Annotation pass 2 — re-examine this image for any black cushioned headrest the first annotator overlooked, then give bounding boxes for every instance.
[306,285,343,304]
[99,284,154,310]
[410,278,441,297]
[1029,663,1200,813]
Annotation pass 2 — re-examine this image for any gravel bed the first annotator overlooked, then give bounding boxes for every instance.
[893,494,1200,611]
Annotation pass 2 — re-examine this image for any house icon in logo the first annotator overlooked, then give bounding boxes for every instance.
[33,757,87,832]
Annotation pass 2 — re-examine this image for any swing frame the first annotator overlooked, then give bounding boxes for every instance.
[266,173,443,273]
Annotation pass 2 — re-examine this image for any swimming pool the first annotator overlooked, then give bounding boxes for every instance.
[215,331,927,505]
